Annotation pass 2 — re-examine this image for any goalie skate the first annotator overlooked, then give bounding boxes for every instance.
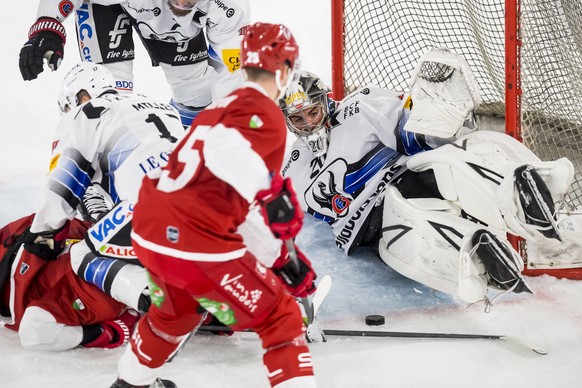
[471,229,532,294]
[514,165,561,241]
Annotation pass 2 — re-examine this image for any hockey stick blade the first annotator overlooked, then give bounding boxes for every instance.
[321,329,548,355]
[312,275,332,318]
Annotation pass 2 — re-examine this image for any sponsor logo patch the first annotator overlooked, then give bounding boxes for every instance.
[166,226,179,243]
[249,114,263,129]
[19,263,30,275]
[197,298,236,325]
[49,154,60,172]
[222,48,241,73]
[73,298,86,311]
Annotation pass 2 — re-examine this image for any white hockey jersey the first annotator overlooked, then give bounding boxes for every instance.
[35,0,249,106]
[282,87,427,254]
[30,93,185,233]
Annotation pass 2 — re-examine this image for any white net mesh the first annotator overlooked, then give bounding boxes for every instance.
[338,0,582,208]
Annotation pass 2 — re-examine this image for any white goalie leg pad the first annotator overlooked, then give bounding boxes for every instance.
[496,159,574,241]
[404,47,482,138]
[405,130,575,239]
[379,186,489,303]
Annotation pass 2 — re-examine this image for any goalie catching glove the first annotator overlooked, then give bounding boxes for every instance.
[22,221,70,261]
[19,18,66,81]
[256,173,304,240]
[272,242,316,298]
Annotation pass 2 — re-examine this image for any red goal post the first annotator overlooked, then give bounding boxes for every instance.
[331,0,582,279]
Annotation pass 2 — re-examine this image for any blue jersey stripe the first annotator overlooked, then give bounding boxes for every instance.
[344,147,399,194]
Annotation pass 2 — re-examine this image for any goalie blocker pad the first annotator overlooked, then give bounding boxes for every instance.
[379,186,530,303]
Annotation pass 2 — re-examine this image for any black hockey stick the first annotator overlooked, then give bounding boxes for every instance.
[321,329,548,355]
[196,326,547,355]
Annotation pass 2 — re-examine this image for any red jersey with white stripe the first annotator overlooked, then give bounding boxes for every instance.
[131,82,286,261]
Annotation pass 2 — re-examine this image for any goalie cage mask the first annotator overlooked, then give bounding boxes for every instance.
[280,71,333,157]
[57,62,116,114]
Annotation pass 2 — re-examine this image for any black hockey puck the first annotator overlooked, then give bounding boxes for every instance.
[365,314,385,326]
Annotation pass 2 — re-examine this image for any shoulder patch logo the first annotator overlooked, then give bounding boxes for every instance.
[19,262,30,275]
[166,226,179,243]
[59,0,74,17]
[73,298,86,311]
[249,115,263,129]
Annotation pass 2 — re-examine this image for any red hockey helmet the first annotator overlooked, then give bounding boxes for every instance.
[241,23,299,74]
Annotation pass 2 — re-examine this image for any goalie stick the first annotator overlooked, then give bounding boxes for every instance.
[320,329,548,355]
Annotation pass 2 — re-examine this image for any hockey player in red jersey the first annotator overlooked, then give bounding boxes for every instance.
[0,215,139,351]
[109,23,318,388]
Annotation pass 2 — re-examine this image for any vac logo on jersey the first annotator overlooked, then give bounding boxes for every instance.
[59,0,74,17]
[222,48,240,73]
[89,205,133,243]
[76,4,94,61]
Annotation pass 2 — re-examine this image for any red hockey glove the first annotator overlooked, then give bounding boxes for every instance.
[22,221,70,261]
[19,18,67,81]
[83,309,140,349]
[272,243,316,298]
[256,173,304,240]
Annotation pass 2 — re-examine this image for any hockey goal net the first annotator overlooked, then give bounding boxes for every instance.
[331,0,582,278]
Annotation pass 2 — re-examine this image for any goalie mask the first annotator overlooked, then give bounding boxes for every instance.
[280,71,332,157]
[404,47,482,139]
[57,62,116,114]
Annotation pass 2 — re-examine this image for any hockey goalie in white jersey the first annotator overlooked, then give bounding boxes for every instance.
[281,48,579,304]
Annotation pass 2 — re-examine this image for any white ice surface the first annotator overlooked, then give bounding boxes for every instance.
[1,2,582,387]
